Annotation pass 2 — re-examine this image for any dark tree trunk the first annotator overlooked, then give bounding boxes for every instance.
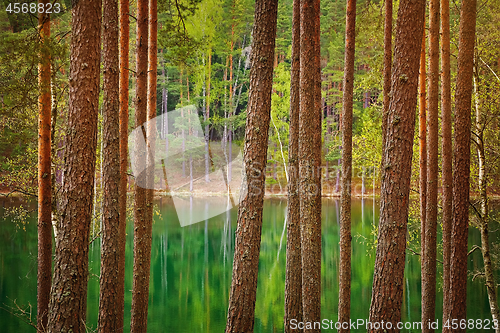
[98,0,120,330]
[422,0,440,329]
[37,3,51,331]
[338,0,356,330]
[117,0,130,329]
[446,0,476,329]
[299,0,322,329]
[284,0,302,330]
[224,0,278,331]
[130,0,150,330]
[368,0,425,328]
[419,29,427,260]
[46,0,102,330]
[440,0,453,323]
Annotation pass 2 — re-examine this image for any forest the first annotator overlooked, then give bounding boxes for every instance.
[0,0,499,331]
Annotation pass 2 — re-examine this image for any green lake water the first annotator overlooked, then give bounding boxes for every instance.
[0,197,498,332]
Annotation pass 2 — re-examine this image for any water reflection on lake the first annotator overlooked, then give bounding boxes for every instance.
[0,196,497,332]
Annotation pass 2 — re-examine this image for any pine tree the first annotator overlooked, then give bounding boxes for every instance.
[98,0,121,329]
[447,0,477,329]
[37,2,52,331]
[368,0,425,328]
[284,0,302,330]
[422,0,440,328]
[130,0,151,330]
[299,0,322,329]
[225,0,278,330]
[440,0,453,323]
[117,0,130,329]
[338,0,356,329]
[46,0,102,330]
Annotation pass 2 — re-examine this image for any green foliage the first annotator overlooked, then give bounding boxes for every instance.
[0,8,70,197]
[268,62,291,172]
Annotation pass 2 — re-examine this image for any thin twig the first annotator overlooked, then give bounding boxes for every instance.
[468,244,482,256]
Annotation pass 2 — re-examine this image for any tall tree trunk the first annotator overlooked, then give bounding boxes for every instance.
[368,0,425,328]
[440,0,453,323]
[284,0,302,329]
[422,0,440,329]
[46,0,102,330]
[419,29,427,259]
[446,0,476,329]
[473,73,500,332]
[224,0,278,331]
[299,0,322,329]
[37,4,51,331]
[118,0,130,329]
[338,0,356,330]
[98,0,120,329]
[381,0,392,170]
[130,0,150,330]
[146,0,158,257]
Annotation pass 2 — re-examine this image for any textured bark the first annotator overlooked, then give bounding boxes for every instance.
[145,0,157,262]
[299,0,322,329]
[473,74,500,332]
[37,4,51,331]
[98,0,121,330]
[422,0,439,329]
[419,29,427,260]
[46,0,101,331]
[117,0,130,329]
[284,0,302,330]
[368,0,425,329]
[130,0,150,330]
[381,0,392,169]
[440,0,453,324]
[338,0,356,330]
[224,0,277,331]
[447,0,476,329]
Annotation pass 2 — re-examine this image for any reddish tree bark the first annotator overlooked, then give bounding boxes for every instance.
[368,0,425,329]
[440,0,453,324]
[299,0,322,330]
[224,0,278,331]
[447,0,476,329]
[98,0,120,330]
[284,0,302,330]
[419,29,427,260]
[145,0,158,257]
[46,0,102,331]
[130,0,150,330]
[37,3,51,331]
[338,0,356,330]
[422,0,440,328]
[117,0,130,329]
